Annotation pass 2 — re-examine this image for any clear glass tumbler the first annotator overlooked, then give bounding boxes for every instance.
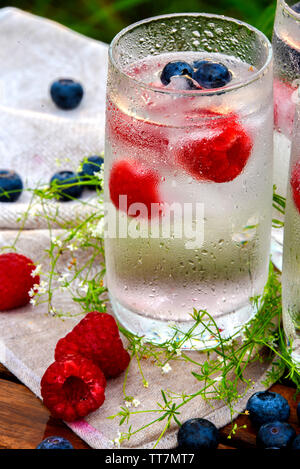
[282,87,300,365]
[104,13,273,347]
[272,0,300,267]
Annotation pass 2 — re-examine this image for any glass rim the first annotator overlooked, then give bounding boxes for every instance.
[279,0,300,20]
[109,12,273,97]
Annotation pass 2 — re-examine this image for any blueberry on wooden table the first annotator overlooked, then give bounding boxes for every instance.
[246,391,290,427]
[257,421,296,449]
[50,79,84,110]
[0,170,23,202]
[36,436,73,449]
[50,170,83,201]
[177,418,219,450]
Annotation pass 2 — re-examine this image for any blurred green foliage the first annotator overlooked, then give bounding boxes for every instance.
[0,0,276,42]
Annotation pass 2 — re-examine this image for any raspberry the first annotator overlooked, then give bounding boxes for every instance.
[274,79,296,138]
[291,159,300,213]
[0,253,40,311]
[41,356,106,422]
[175,113,252,183]
[109,159,161,218]
[55,312,130,379]
[107,99,169,153]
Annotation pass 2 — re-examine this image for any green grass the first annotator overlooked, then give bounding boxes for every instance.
[1,0,276,43]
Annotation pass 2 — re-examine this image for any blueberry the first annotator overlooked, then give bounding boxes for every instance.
[160,61,194,86]
[292,2,300,14]
[36,436,73,449]
[0,170,23,202]
[257,421,296,449]
[292,434,300,450]
[177,418,219,450]
[78,155,104,190]
[50,171,83,201]
[50,79,84,110]
[193,61,232,89]
[246,391,290,427]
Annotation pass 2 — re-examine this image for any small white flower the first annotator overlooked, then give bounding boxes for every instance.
[28,288,35,298]
[35,280,48,294]
[167,345,173,352]
[132,398,141,408]
[49,306,57,316]
[57,273,70,289]
[52,237,63,248]
[31,264,42,277]
[29,298,36,306]
[175,349,182,357]
[79,282,89,294]
[161,363,172,374]
[67,243,78,252]
[112,431,122,448]
[94,164,104,182]
[90,218,105,238]
[94,171,102,180]
[215,376,223,382]
[125,400,132,408]
[57,273,69,283]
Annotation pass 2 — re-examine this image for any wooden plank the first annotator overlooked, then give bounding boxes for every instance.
[0,378,89,449]
[0,363,20,383]
[0,373,238,450]
[0,369,298,449]
[219,383,300,448]
[218,443,236,449]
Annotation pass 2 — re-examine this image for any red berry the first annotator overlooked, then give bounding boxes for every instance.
[55,312,130,379]
[0,253,40,311]
[109,159,161,218]
[107,99,169,153]
[175,114,252,183]
[291,159,300,213]
[41,356,106,422]
[274,79,296,138]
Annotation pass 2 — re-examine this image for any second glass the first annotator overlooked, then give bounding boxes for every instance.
[282,87,300,365]
[272,0,300,267]
[104,14,273,347]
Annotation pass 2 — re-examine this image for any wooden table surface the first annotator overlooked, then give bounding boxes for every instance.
[0,362,298,449]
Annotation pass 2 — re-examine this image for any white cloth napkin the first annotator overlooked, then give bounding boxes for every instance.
[0,7,108,228]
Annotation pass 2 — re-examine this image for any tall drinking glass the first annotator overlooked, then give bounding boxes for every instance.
[104,14,273,348]
[282,87,300,365]
[272,0,300,268]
